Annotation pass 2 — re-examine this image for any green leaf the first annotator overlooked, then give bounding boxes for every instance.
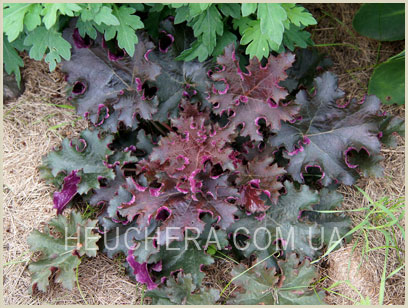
[190,5,224,55]
[368,53,405,105]
[388,50,405,61]
[217,3,241,18]
[174,5,191,24]
[24,4,42,31]
[232,16,252,34]
[228,262,279,304]
[3,3,41,42]
[176,38,210,62]
[241,3,257,17]
[78,3,102,21]
[76,19,97,40]
[206,244,217,256]
[240,20,281,60]
[24,26,71,71]
[9,34,29,52]
[212,30,237,57]
[41,129,115,194]
[76,4,119,39]
[3,38,24,86]
[41,3,82,29]
[353,3,405,41]
[228,253,324,305]
[88,5,119,26]
[147,3,165,13]
[170,3,186,9]
[146,272,220,305]
[199,3,212,11]
[276,254,324,304]
[143,6,174,38]
[257,3,287,44]
[283,24,313,51]
[27,211,100,293]
[79,3,125,25]
[103,5,144,56]
[379,115,405,148]
[281,3,317,27]
[188,3,212,18]
[302,188,352,249]
[127,3,145,11]
[151,238,215,285]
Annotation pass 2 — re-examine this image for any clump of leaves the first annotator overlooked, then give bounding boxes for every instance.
[171,3,316,61]
[27,20,404,305]
[3,3,316,87]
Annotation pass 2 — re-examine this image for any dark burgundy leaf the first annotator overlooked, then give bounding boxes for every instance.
[269,72,395,186]
[209,44,299,141]
[109,175,238,246]
[145,102,236,194]
[62,24,212,132]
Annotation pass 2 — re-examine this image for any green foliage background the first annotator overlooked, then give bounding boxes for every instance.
[3,3,316,85]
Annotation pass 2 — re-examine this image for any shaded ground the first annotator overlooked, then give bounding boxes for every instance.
[3,3,405,305]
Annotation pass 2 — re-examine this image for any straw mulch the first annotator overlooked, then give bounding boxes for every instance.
[3,3,405,305]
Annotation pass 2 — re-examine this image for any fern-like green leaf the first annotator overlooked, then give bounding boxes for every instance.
[40,3,82,29]
[3,38,24,86]
[23,26,71,71]
[102,5,144,56]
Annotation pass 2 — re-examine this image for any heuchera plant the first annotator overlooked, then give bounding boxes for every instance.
[28,19,404,305]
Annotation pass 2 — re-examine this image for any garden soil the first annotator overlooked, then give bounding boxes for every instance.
[3,3,405,305]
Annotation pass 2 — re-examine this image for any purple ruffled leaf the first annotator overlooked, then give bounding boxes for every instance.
[144,101,236,194]
[62,23,212,132]
[127,249,158,290]
[269,72,391,186]
[53,170,81,214]
[209,44,299,141]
